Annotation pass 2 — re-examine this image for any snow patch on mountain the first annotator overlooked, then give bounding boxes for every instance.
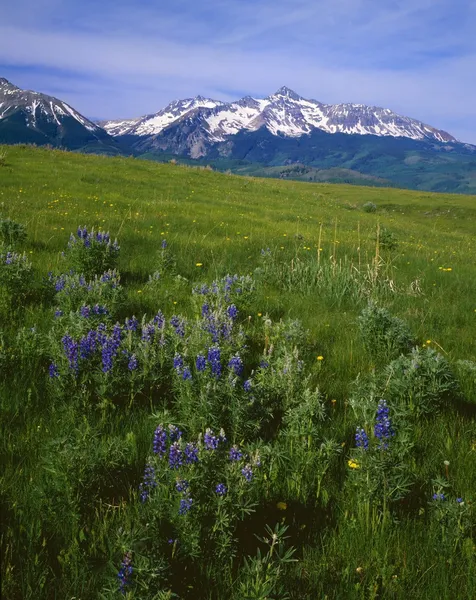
[100,86,457,145]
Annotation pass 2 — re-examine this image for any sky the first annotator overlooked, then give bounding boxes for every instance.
[1,0,476,143]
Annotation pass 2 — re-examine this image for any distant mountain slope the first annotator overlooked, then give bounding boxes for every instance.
[0,78,120,152]
[102,86,457,157]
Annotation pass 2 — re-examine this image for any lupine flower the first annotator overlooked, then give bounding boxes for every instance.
[125,316,138,331]
[227,304,238,320]
[54,309,63,318]
[139,463,157,503]
[153,311,165,328]
[128,354,138,371]
[374,399,394,449]
[141,323,155,343]
[260,360,269,368]
[432,493,446,501]
[117,552,133,595]
[49,363,59,378]
[207,346,221,378]
[204,428,220,450]
[168,425,182,441]
[182,366,192,381]
[161,239,167,249]
[179,496,193,515]
[201,303,210,317]
[101,334,121,373]
[170,315,185,337]
[228,354,243,376]
[153,425,167,456]
[93,304,108,315]
[215,483,227,496]
[169,441,183,469]
[241,464,253,482]
[229,445,243,461]
[196,354,207,372]
[456,498,464,504]
[243,379,252,392]
[355,427,369,450]
[173,353,184,372]
[184,442,199,464]
[80,305,90,318]
[175,479,189,493]
[62,335,79,372]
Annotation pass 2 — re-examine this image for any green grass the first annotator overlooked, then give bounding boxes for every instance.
[1,144,475,599]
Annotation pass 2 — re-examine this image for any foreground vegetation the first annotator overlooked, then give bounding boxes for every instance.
[1,145,475,599]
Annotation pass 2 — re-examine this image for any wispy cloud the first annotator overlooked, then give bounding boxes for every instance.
[1,0,476,142]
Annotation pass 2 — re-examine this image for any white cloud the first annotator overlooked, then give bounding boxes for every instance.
[1,0,476,142]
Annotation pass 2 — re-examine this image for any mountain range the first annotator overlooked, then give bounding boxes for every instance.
[1,77,476,194]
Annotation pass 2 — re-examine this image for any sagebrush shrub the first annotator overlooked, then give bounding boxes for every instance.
[363,202,377,213]
[358,303,415,362]
[383,347,458,416]
[0,218,27,246]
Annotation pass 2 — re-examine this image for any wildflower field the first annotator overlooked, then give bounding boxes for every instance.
[1,144,476,599]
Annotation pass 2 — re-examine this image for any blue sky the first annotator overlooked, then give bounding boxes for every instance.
[1,0,476,143]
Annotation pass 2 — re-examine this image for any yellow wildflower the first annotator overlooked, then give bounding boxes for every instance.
[196,263,203,267]
[276,502,287,511]
[348,459,360,469]
[317,355,324,361]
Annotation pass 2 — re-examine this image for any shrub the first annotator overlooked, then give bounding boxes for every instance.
[383,347,458,416]
[363,202,377,213]
[0,218,27,246]
[0,247,33,295]
[378,227,398,250]
[64,226,120,277]
[358,303,415,362]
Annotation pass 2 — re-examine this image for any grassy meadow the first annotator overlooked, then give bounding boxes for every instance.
[0,144,475,599]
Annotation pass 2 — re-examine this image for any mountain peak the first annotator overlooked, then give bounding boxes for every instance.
[0,77,18,89]
[272,86,302,100]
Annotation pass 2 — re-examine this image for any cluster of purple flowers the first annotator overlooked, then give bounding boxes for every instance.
[3,251,28,265]
[125,316,138,331]
[215,483,227,496]
[204,428,226,450]
[101,325,122,373]
[79,304,108,318]
[196,354,207,372]
[153,425,167,456]
[49,363,60,378]
[208,346,222,378]
[183,441,198,464]
[229,445,243,461]
[128,354,138,371]
[241,464,253,482]
[169,441,183,469]
[139,463,157,502]
[355,427,369,450]
[179,496,193,515]
[374,399,395,449]
[432,493,446,501]
[192,274,253,303]
[170,315,186,338]
[208,314,233,343]
[49,269,121,295]
[72,226,120,252]
[228,354,244,376]
[174,476,193,515]
[117,552,133,595]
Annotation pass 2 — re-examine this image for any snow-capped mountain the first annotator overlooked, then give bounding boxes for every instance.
[0,78,116,150]
[100,86,457,151]
[98,96,225,137]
